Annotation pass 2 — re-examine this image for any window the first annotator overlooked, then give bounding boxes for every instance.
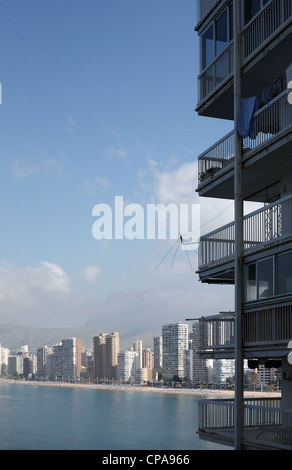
[244,0,271,25]
[258,258,273,298]
[244,257,274,301]
[244,263,256,301]
[216,9,228,56]
[202,24,214,70]
[201,4,233,71]
[277,252,292,295]
[244,0,261,24]
[229,4,234,40]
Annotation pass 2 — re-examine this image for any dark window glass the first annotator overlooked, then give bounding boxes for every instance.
[244,264,256,301]
[277,252,292,295]
[229,4,233,41]
[202,24,214,69]
[258,258,273,298]
[244,0,261,24]
[216,10,228,56]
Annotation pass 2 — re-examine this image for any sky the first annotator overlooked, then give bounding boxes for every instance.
[0,0,236,337]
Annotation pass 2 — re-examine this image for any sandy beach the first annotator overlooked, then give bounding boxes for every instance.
[0,378,281,398]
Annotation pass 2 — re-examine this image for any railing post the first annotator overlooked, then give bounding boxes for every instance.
[234,0,244,451]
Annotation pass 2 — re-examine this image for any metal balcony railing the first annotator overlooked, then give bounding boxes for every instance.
[198,130,234,184]
[241,0,292,63]
[244,89,292,152]
[197,0,292,105]
[198,398,292,449]
[197,305,292,351]
[197,0,220,23]
[198,90,292,187]
[198,41,234,103]
[198,194,292,269]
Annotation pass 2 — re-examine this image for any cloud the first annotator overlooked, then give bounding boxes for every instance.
[84,176,111,196]
[65,116,78,133]
[82,265,101,284]
[0,261,70,299]
[138,159,235,237]
[11,153,70,181]
[106,147,128,161]
[11,159,40,180]
[0,261,90,327]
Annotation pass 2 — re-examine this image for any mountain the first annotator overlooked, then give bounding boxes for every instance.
[0,285,199,352]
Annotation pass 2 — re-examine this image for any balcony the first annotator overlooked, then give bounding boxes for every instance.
[196,0,221,25]
[197,89,292,200]
[198,193,292,282]
[196,305,292,360]
[198,397,292,449]
[196,0,292,119]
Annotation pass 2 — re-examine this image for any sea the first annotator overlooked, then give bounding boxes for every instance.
[0,381,229,452]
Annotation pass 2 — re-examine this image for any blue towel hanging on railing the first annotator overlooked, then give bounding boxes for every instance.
[237,96,258,138]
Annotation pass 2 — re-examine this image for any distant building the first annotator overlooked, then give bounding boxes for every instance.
[53,338,81,381]
[23,356,37,378]
[36,345,52,378]
[0,346,9,376]
[153,336,163,370]
[162,322,188,380]
[191,321,209,386]
[143,348,154,369]
[117,350,139,382]
[133,340,143,369]
[8,355,23,376]
[93,332,119,380]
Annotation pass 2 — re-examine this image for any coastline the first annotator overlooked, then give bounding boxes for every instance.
[0,378,281,398]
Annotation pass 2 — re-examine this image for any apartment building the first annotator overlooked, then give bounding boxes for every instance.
[162,322,188,380]
[117,350,139,382]
[191,321,211,386]
[0,344,9,376]
[36,345,52,378]
[53,338,81,381]
[153,336,163,370]
[93,332,119,380]
[7,355,23,376]
[194,0,292,450]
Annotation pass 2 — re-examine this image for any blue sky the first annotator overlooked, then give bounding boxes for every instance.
[0,1,235,338]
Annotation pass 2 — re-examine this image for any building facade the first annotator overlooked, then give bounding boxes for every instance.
[117,350,139,382]
[93,332,119,380]
[194,0,292,450]
[36,345,52,378]
[53,338,81,381]
[153,336,163,370]
[162,322,188,380]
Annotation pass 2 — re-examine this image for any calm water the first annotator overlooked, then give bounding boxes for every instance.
[0,382,228,450]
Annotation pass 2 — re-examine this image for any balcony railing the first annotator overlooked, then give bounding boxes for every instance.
[198,130,234,184]
[198,194,292,269]
[241,0,292,63]
[197,0,292,105]
[198,41,234,103]
[197,305,292,352]
[244,89,292,153]
[197,0,220,24]
[198,398,292,449]
[198,90,292,187]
